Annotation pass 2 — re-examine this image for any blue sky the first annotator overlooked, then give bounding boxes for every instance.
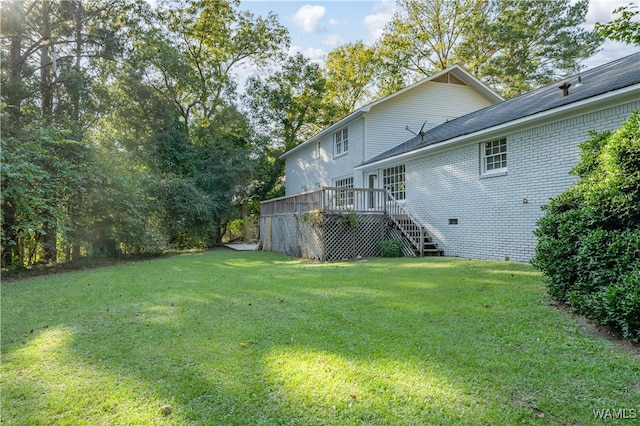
[239,1,396,60]
[238,0,639,69]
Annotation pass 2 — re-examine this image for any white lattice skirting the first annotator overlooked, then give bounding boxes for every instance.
[261,212,394,261]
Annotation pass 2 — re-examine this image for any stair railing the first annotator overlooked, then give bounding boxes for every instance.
[383,190,426,257]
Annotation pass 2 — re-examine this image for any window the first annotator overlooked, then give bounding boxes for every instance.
[482,138,507,174]
[383,165,405,201]
[334,128,348,157]
[334,176,354,206]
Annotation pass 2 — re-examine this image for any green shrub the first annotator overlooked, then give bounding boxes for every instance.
[379,238,403,257]
[532,111,640,342]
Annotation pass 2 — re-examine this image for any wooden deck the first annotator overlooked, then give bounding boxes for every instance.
[260,188,442,260]
[260,187,389,216]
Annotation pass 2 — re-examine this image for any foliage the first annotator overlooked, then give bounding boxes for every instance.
[532,111,640,342]
[301,209,326,228]
[595,3,640,46]
[0,0,288,267]
[243,54,333,216]
[376,0,601,98]
[143,0,289,130]
[380,0,485,75]
[3,252,639,424]
[338,209,359,230]
[379,238,403,257]
[324,41,386,116]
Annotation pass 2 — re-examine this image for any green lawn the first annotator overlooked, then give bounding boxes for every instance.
[2,250,638,425]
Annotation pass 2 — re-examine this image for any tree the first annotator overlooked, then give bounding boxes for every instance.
[595,3,640,46]
[324,41,381,116]
[140,0,289,131]
[1,0,139,266]
[243,53,332,215]
[379,0,485,76]
[378,0,602,98]
[244,53,329,152]
[459,0,601,97]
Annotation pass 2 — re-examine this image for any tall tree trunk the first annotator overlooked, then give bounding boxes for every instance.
[42,218,57,264]
[40,0,53,123]
[39,0,57,264]
[5,0,25,135]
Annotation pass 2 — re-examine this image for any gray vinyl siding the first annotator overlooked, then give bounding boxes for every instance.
[284,80,495,196]
[284,118,364,195]
[365,81,494,160]
[402,100,639,262]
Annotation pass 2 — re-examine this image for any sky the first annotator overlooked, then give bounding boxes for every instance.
[237,0,639,70]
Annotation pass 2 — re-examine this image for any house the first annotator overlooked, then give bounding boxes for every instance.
[262,52,640,262]
[281,66,503,195]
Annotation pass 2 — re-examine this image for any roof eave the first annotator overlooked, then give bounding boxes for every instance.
[280,64,503,160]
[280,109,368,159]
[355,84,640,170]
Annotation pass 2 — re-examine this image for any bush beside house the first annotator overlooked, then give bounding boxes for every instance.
[532,111,640,342]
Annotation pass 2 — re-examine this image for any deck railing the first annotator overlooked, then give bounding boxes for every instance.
[261,187,427,256]
[260,187,392,216]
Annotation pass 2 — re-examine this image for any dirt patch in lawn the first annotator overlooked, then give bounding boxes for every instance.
[550,301,639,357]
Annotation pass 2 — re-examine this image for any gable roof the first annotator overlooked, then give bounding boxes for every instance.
[359,52,640,168]
[280,65,503,159]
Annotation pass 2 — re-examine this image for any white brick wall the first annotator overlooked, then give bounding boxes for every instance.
[404,101,639,262]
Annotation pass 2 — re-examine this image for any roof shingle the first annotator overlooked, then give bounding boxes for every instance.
[362,52,640,166]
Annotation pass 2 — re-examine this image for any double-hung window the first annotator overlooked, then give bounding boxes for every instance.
[383,165,405,201]
[334,176,354,207]
[334,128,348,157]
[482,138,507,175]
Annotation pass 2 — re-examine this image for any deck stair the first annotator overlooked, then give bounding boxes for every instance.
[260,187,443,259]
[385,197,443,257]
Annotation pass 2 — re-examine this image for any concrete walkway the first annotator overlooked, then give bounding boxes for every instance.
[223,243,260,251]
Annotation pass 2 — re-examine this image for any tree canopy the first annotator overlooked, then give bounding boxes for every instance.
[376,0,602,98]
[595,3,640,46]
[0,0,615,269]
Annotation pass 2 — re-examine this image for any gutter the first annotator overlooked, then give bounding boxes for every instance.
[355,84,640,171]
[280,109,369,159]
[280,65,503,160]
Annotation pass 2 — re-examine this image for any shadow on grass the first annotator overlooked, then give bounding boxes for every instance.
[2,251,639,425]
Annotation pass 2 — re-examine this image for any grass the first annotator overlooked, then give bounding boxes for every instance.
[1,250,638,425]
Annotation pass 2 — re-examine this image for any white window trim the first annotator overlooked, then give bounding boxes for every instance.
[383,165,406,201]
[334,128,349,158]
[333,176,354,207]
[312,142,320,160]
[481,137,508,177]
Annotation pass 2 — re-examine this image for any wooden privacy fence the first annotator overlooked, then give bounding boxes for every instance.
[261,187,430,260]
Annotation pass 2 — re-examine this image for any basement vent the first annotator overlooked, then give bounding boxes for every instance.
[449,218,459,225]
[432,72,466,85]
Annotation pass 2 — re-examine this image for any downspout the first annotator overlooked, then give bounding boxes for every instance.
[362,114,367,164]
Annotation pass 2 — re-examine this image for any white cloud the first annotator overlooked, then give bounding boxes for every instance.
[582,0,635,26]
[323,33,344,47]
[578,0,639,69]
[289,45,327,64]
[328,18,341,27]
[363,0,396,43]
[292,5,326,33]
